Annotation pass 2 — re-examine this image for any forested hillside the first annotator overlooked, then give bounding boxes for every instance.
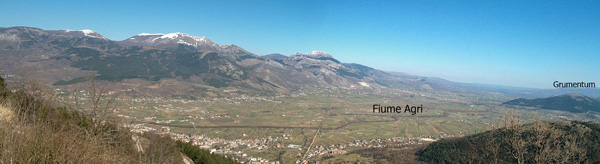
[418,118,600,163]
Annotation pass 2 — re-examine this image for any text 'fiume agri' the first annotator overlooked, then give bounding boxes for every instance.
[373,104,423,115]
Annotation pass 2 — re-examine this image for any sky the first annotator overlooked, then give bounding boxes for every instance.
[1,0,599,89]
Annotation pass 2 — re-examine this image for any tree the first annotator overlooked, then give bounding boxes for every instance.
[0,75,8,98]
[502,109,526,164]
[484,114,503,164]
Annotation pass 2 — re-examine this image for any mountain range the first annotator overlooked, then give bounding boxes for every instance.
[0,26,598,97]
[0,26,463,96]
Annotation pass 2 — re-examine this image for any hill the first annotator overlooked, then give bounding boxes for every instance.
[0,75,238,164]
[418,120,600,163]
[503,93,600,113]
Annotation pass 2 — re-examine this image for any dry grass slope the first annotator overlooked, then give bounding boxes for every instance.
[0,75,198,163]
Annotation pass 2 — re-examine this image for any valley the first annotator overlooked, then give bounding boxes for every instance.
[50,80,598,163]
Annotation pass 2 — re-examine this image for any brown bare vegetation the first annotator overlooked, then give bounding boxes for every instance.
[418,109,600,163]
[0,75,184,163]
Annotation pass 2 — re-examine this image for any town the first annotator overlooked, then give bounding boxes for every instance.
[126,123,444,164]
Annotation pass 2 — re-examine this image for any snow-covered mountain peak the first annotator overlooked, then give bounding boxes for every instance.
[80,29,95,35]
[291,50,334,59]
[148,32,213,47]
[137,33,163,36]
[62,29,107,39]
[157,32,210,42]
[309,51,332,58]
[120,32,234,51]
[117,32,251,56]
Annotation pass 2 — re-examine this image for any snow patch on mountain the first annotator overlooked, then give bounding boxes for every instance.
[119,32,250,56]
[80,29,95,35]
[143,32,215,47]
[138,33,163,36]
[159,33,180,39]
[308,51,333,58]
[76,29,107,39]
[290,50,334,59]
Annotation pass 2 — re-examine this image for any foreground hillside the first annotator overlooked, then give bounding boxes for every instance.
[418,119,600,163]
[0,76,238,164]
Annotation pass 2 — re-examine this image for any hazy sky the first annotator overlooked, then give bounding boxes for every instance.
[1,0,599,89]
